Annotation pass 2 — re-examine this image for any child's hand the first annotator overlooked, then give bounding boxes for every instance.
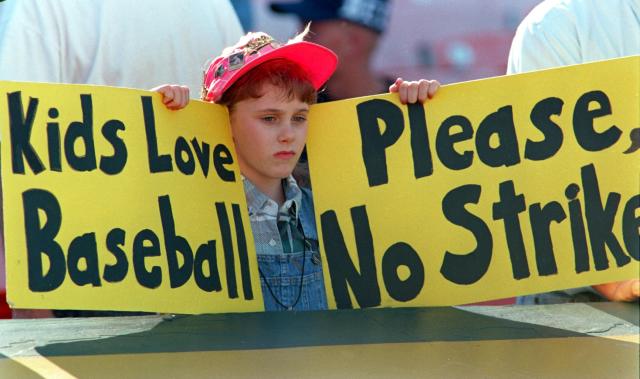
[151,84,190,110]
[593,279,640,302]
[389,78,440,104]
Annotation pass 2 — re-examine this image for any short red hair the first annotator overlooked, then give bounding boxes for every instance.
[216,59,317,111]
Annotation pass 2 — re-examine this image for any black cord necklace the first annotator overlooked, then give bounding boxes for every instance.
[258,229,308,311]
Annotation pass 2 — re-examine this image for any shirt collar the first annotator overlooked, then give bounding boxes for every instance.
[243,176,302,220]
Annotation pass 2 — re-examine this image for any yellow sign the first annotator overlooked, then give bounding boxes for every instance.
[307,56,640,309]
[0,82,264,313]
[2,57,639,314]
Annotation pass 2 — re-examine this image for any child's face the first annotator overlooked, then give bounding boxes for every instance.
[229,82,310,188]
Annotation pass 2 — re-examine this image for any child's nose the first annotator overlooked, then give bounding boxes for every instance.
[278,124,295,143]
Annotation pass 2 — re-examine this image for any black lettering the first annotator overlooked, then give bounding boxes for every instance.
[357,99,404,186]
[622,195,640,261]
[566,184,590,273]
[23,189,66,292]
[436,115,474,170]
[320,206,381,308]
[194,241,222,292]
[525,97,564,161]
[213,144,236,182]
[573,90,621,151]
[99,119,127,175]
[133,229,162,289]
[529,202,566,276]
[476,106,521,168]
[175,137,196,175]
[47,108,62,172]
[492,180,530,279]
[67,233,101,286]
[232,203,253,300]
[381,242,424,302]
[191,138,211,177]
[582,164,630,269]
[104,228,128,283]
[142,96,172,173]
[159,195,194,288]
[441,185,493,284]
[215,202,238,298]
[64,94,97,171]
[407,103,433,179]
[8,91,45,174]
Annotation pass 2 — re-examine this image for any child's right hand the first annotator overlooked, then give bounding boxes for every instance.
[389,78,440,104]
[151,84,190,110]
[593,279,640,302]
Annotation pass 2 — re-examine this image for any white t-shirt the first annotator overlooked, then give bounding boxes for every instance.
[507,0,640,73]
[0,0,243,96]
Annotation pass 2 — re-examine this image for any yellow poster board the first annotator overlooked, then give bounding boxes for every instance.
[1,57,639,314]
[0,83,264,313]
[307,56,640,309]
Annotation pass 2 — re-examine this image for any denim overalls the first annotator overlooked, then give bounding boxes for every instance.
[244,177,328,311]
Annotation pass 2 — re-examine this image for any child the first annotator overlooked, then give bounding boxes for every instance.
[154,29,439,311]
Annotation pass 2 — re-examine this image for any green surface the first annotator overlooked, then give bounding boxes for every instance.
[36,307,607,356]
[1,304,637,379]
[589,301,640,326]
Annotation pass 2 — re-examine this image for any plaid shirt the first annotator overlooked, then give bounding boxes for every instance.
[243,176,306,255]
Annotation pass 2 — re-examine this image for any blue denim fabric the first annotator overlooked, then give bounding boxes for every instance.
[258,242,327,311]
[244,177,328,311]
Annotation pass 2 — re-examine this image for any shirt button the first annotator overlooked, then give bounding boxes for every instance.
[269,239,277,246]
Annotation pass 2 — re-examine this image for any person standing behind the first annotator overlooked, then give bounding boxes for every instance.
[508,0,639,72]
[507,0,640,303]
[270,0,392,102]
[0,0,243,97]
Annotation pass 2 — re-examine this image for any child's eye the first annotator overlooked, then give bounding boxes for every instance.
[292,115,307,123]
[262,116,277,122]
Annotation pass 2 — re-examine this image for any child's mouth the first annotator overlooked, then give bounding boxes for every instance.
[274,151,296,159]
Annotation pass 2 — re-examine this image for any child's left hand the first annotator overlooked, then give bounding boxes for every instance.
[151,84,190,110]
[389,78,440,104]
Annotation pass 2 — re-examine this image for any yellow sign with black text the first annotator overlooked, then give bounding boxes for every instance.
[307,56,639,309]
[1,57,639,313]
[0,83,263,313]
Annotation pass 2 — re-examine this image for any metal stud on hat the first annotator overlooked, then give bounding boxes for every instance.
[227,52,245,70]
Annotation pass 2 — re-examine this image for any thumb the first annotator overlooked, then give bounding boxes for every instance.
[389,77,403,93]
